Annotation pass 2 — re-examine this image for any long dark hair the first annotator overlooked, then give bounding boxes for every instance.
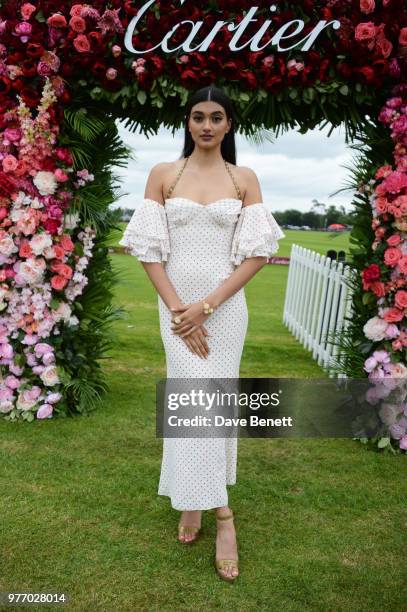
[180,85,238,165]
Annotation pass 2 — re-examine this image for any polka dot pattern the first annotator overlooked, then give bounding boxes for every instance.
[119,197,284,510]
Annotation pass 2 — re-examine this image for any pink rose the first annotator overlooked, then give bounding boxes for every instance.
[388,204,403,218]
[384,247,402,267]
[3,128,22,144]
[355,22,376,41]
[37,403,53,419]
[400,436,407,451]
[112,45,121,57]
[21,3,36,20]
[375,197,388,214]
[375,164,392,179]
[263,55,275,68]
[2,154,18,172]
[386,234,401,246]
[383,171,407,194]
[106,68,117,80]
[73,34,90,53]
[360,0,375,14]
[60,234,74,251]
[382,307,404,323]
[69,16,86,33]
[51,275,68,290]
[37,61,53,77]
[394,290,407,309]
[70,4,84,17]
[14,21,32,39]
[54,168,69,182]
[385,323,400,339]
[47,13,67,28]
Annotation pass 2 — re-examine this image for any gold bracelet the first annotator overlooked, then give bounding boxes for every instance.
[202,301,214,315]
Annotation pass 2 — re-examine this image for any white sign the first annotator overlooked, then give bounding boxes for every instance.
[124,0,341,55]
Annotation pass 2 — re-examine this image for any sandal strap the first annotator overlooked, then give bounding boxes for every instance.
[216,512,234,521]
[178,525,200,534]
[216,559,239,569]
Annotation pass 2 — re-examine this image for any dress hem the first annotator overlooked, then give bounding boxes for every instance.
[157,481,236,511]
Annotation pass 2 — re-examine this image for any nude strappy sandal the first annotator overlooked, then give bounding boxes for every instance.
[214,511,239,582]
[178,524,201,544]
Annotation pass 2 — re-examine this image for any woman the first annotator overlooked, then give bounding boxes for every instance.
[119,85,285,582]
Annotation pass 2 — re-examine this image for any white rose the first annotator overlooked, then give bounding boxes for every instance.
[31,197,43,209]
[43,246,56,259]
[0,400,13,413]
[63,213,81,230]
[33,171,57,196]
[0,235,18,257]
[16,391,38,411]
[363,316,388,341]
[18,258,46,285]
[29,233,53,256]
[40,365,60,386]
[53,302,72,322]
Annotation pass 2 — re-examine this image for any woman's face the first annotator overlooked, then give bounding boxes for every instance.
[187,101,231,149]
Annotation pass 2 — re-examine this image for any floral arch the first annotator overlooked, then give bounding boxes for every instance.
[0,1,406,452]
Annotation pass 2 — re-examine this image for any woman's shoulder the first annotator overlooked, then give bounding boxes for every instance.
[232,164,258,180]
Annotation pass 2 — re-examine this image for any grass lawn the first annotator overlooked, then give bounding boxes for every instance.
[0,245,405,611]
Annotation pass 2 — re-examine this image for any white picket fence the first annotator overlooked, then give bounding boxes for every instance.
[283,244,357,378]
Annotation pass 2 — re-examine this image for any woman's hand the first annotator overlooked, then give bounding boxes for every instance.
[180,325,210,359]
[170,302,210,337]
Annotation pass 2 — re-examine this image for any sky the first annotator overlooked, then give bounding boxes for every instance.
[113,120,357,214]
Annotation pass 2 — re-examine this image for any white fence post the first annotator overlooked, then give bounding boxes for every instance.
[283,244,357,377]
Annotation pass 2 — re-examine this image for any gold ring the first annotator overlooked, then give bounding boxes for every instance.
[174,317,181,324]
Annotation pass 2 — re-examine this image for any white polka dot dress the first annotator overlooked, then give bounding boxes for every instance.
[119,179,285,511]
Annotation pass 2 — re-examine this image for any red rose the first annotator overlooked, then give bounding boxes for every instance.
[362,263,381,283]
[242,70,257,89]
[73,34,90,53]
[19,86,40,108]
[21,60,37,78]
[26,42,45,58]
[47,14,67,29]
[0,76,11,96]
[355,22,375,42]
[398,27,407,45]
[43,218,60,234]
[370,281,386,297]
[355,66,375,84]
[376,37,393,58]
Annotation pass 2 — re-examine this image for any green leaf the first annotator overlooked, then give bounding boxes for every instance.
[137,90,147,105]
[339,85,349,96]
[50,298,60,310]
[35,8,46,22]
[362,292,376,305]
[377,437,390,448]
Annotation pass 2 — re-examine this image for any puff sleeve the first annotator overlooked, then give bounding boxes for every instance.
[119,198,170,263]
[230,203,285,266]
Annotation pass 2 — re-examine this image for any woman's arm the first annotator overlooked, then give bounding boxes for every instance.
[139,163,183,310]
[204,167,268,309]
